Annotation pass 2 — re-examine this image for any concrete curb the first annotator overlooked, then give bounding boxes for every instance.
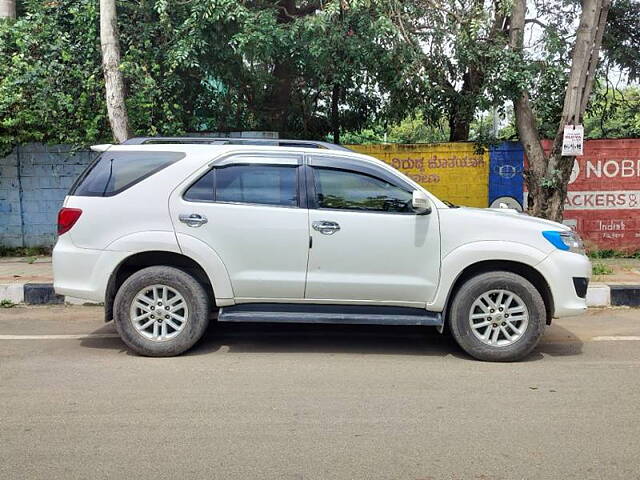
[0,283,101,306]
[1,282,638,308]
[609,285,640,307]
[586,284,611,307]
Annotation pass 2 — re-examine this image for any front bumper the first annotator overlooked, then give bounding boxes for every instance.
[536,250,592,318]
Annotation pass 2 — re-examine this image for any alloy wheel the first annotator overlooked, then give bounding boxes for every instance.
[468,289,529,347]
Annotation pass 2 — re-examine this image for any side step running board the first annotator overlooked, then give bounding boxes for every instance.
[218,303,443,327]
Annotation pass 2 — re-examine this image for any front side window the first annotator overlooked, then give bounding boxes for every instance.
[71,151,184,197]
[185,164,298,207]
[313,167,413,213]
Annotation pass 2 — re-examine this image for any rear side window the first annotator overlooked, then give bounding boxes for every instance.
[184,165,298,207]
[216,165,297,206]
[184,170,214,202]
[70,151,184,197]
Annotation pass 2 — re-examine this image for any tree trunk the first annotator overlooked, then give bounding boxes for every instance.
[509,0,610,221]
[267,60,294,134]
[448,65,484,141]
[263,0,312,135]
[331,83,341,144]
[0,0,15,18]
[448,112,471,142]
[100,0,131,143]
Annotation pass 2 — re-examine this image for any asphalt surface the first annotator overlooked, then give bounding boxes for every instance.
[1,306,640,480]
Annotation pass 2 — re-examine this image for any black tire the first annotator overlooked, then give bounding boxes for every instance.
[448,271,546,362]
[113,266,211,357]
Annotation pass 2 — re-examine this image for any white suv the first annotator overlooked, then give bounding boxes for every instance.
[53,137,591,361]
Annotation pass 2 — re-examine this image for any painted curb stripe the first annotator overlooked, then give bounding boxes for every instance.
[592,336,640,341]
[609,285,640,308]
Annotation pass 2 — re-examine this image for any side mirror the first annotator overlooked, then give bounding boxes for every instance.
[412,190,432,215]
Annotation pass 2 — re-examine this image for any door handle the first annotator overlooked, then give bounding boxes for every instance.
[312,220,340,235]
[179,213,208,228]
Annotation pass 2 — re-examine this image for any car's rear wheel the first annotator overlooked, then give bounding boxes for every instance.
[448,271,546,362]
[113,266,210,356]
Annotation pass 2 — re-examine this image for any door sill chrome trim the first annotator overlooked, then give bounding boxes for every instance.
[218,303,443,327]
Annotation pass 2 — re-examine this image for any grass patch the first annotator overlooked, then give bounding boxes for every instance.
[0,246,51,257]
[592,262,614,276]
[588,249,640,259]
[0,299,16,308]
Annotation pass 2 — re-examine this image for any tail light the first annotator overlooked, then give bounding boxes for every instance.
[57,208,82,235]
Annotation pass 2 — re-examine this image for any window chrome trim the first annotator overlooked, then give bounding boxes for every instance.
[209,152,303,167]
[307,154,415,192]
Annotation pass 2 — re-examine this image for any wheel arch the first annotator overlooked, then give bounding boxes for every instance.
[104,251,215,322]
[443,260,554,326]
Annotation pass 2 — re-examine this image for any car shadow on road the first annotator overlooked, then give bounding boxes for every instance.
[80,321,583,361]
[536,323,585,358]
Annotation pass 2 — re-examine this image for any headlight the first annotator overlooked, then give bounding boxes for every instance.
[542,230,585,254]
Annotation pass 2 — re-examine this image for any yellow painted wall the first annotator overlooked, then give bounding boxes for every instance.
[347,143,490,208]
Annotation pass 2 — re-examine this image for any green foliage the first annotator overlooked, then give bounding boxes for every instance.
[0,0,107,150]
[592,262,613,276]
[339,111,449,144]
[602,0,640,81]
[380,1,519,139]
[0,246,50,257]
[0,299,16,308]
[588,249,640,259]
[339,125,387,145]
[387,112,449,144]
[0,0,412,146]
[0,0,638,150]
[584,86,640,139]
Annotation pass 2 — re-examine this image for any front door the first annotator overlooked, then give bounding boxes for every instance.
[304,156,441,305]
[170,153,309,300]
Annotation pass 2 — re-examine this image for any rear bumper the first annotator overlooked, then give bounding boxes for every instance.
[53,235,130,302]
[536,250,591,318]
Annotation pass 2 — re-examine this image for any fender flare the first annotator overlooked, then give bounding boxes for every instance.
[428,241,548,311]
[174,232,234,301]
[103,232,235,322]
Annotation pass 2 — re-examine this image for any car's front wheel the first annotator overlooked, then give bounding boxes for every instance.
[448,271,546,362]
[113,266,210,356]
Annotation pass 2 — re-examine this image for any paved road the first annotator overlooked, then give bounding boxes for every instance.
[1,306,640,480]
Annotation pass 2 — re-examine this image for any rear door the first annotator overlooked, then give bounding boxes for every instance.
[169,153,309,300]
[304,155,441,305]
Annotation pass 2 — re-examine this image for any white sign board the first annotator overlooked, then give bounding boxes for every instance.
[562,125,584,156]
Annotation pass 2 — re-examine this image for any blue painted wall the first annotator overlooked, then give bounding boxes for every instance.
[488,142,525,208]
[0,144,93,247]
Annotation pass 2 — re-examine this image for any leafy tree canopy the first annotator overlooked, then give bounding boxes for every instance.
[0,0,638,152]
[0,0,413,149]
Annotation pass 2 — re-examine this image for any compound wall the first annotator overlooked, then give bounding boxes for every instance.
[348,143,490,208]
[0,145,94,248]
[544,139,640,251]
[2,140,639,251]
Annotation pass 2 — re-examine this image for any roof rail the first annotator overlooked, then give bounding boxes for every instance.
[122,137,351,151]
